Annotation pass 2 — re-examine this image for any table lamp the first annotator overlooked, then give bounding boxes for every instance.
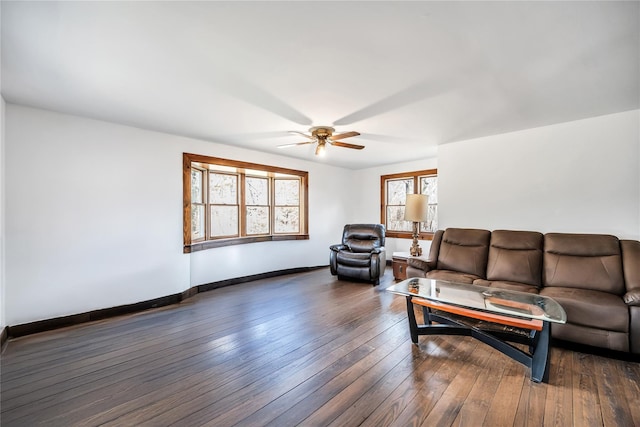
[404,194,429,256]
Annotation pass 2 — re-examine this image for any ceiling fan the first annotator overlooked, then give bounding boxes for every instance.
[278,126,364,156]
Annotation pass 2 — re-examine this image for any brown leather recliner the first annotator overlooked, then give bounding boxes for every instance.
[330,224,386,285]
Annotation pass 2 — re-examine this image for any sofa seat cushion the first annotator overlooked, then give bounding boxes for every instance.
[336,251,373,268]
[540,287,629,332]
[426,270,480,284]
[473,279,539,294]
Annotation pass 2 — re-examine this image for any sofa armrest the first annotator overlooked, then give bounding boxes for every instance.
[330,244,347,252]
[624,289,640,306]
[407,256,432,272]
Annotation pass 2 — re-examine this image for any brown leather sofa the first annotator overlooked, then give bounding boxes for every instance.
[330,224,386,285]
[406,228,640,354]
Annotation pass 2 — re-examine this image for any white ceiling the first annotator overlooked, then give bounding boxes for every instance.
[2,1,639,169]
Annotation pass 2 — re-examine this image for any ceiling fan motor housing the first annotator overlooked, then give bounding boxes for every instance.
[310,126,334,139]
[278,126,363,152]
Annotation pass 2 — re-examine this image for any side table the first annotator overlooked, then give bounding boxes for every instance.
[392,252,411,281]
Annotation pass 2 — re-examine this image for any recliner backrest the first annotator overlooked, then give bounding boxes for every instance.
[544,233,624,294]
[436,228,490,278]
[342,224,386,253]
[487,230,544,287]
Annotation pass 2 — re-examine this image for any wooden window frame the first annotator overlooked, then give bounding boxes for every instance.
[380,169,437,240]
[183,153,309,253]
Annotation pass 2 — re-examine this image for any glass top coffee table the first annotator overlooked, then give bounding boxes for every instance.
[387,278,566,383]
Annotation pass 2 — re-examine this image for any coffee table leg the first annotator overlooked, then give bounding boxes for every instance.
[531,321,551,383]
[421,306,432,325]
[406,296,419,344]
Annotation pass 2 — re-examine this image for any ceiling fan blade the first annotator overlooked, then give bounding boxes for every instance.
[330,141,365,150]
[288,131,315,140]
[329,131,360,141]
[277,141,315,148]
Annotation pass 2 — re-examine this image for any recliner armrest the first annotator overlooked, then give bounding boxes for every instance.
[371,247,385,254]
[330,244,347,252]
[624,289,640,306]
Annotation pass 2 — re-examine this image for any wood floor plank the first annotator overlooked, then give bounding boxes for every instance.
[594,355,636,427]
[620,357,640,426]
[512,377,548,427]
[3,291,359,421]
[85,290,406,425]
[289,334,414,426]
[220,321,411,427]
[386,337,481,426]
[42,286,400,426]
[353,336,456,427]
[418,337,493,427]
[324,338,447,427]
[542,346,574,427]
[452,342,507,426]
[571,352,603,427]
[481,358,527,426]
[1,267,638,427]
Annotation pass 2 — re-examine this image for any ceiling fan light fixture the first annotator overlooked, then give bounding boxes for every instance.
[278,126,363,155]
[315,142,326,156]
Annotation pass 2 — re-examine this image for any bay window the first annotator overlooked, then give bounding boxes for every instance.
[183,153,309,253]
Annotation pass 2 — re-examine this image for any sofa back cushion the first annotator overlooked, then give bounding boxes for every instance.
[436,228,490,278]
[487,230,543,287]
[544,233,624,294]
[342,223,385,253]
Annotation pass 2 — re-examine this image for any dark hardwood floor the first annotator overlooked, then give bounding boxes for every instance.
[1,267,639,426]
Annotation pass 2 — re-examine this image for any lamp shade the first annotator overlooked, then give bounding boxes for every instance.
[404,194,429,222]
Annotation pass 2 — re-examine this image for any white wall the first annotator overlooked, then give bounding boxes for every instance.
[438,110,640,239]
[4,105,354,325]
[5,104,638,327]
[352,157,438,255]
[1,0,5,330]
[1,97,5,331]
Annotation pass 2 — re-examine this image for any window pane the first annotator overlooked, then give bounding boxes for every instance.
[387,206,413,232]
[275,179,299,205]
[275,207,299,233]
[210,206,238,237]
[420,176,438,204]
[420,204,438,233]
[387,179,413,205]
[191,169,203,203]
[210,173,237,204]
[246,206,269,235]
[420,175,438,232]
[191,204,205,239]
[246,177,269,205]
